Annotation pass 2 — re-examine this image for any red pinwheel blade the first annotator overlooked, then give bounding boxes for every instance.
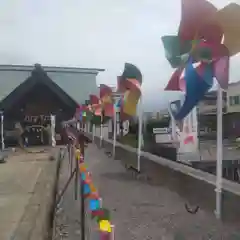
[100,84,112,98]
[165,68,183,91]
[90,95,99,105]
[178,0,222,43]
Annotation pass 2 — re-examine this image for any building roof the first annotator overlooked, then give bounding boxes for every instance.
[228,80,240,87]
[0,64,79,112]
[0,64,105,75]
[0,64,103,104]
[202,90,227,101]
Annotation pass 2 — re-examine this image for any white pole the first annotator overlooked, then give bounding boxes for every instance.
[1,113,4,150]
[215,85,223,219]
[111,225,115,240]
[77,121,80,130]
[113,106,117,159]
[168,103,177,142]
[50,115,56,147]
[92,124,95,142]
[137,97,143,172]
[100,121,103,147]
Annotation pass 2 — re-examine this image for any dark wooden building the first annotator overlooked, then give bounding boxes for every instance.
[0,64,104,146]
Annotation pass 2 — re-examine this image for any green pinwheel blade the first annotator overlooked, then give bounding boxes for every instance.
[161,35,192,68]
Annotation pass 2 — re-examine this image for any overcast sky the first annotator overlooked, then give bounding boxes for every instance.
[0,0,239,110]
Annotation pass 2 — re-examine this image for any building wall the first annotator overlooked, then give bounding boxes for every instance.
[227,81,240,113]
[197,90,227,115]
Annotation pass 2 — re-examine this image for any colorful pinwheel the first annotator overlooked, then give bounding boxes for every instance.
[74,104,93,126]
[99,84,114,117]
[90,94,102,116]
[162,0,240,120]
[117,63,142,119]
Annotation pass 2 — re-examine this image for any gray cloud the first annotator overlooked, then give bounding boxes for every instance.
[0,0,239,111]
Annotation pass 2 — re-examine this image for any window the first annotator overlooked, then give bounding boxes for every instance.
[234,96,240,105]
[229,95,240,105]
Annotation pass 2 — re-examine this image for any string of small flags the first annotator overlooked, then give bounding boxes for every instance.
[75,148,115,239]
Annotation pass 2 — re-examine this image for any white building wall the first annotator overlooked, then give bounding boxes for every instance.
[227,81,240,113]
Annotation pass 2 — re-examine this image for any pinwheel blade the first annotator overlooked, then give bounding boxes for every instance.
[161,35,191,68]
[213,56,229,90]
[90,95,99,105]
[119,63,142,118]
[178,0,221,42]
[175,61,213,120]
[209,3,240,56]
[121,63,142,84]
[165,68,183,91]
[100,84,112,99]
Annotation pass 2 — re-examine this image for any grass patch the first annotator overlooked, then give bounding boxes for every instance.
[118,134,138,148]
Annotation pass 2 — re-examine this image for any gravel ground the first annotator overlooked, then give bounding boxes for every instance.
[53,144,240,240]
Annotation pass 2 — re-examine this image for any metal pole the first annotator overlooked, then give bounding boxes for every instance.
[215,85,223,219]
[92,124,95,142]
[75,154,79,200]
[50,115,56,147]
[137,96,143,172]
[55,167,77,206]
[113,107,117,159]
[1,113,4,151]
[79,141,86,240]
[80,177,85,240]
[70,145,73,173]
[100,122,103,147]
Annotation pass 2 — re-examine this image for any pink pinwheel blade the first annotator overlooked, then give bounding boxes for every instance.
[104,103,114,117]
[213,56,230,90]
[117,76,126,93]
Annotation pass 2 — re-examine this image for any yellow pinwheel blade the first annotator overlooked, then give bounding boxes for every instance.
[123,90,141,116]
[212,3,240,56]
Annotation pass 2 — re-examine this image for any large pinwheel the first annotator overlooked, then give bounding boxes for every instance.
[99,84,114,117]
[117,63,143,120]
[162,0,240,120]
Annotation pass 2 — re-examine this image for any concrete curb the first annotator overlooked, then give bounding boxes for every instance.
[11,149,61,240]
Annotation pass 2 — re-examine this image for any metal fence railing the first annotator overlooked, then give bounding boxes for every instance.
[53,125,115,240]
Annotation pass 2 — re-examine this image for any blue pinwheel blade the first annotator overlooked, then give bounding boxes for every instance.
[175,61,213,120]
